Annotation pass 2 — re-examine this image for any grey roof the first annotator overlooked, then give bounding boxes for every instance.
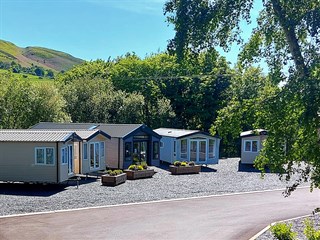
[32,122,97,130]
[154,128,209,138]
[0,130,79,142]
[95,124,143,138]
[31,122,144,138]
[240,129,267,137]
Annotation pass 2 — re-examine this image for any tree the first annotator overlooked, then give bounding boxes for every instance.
[165,0,320,191]
[0,72,70,128]
[212,67,273,157]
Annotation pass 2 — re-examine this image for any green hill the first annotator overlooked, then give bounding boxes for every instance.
[0,39,84,72]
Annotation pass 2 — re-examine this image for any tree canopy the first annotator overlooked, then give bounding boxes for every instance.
[165,0,320,191]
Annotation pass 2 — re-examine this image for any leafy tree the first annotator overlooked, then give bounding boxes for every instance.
[165,0,320,190]
[56,59,112,84]
[0,72,69,128]
[212,67,272,157]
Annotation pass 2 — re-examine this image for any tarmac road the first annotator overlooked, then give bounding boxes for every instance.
[0,187,319,240]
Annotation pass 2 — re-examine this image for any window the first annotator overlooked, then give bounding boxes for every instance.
[61,147,68,164]
[160,141,164,148]
[244,140,259,152]
[209,139,215,158]
[180,139,187,159]
[153,141,159,159]
[89,142,103,169]
[83,143,88,160]
[100,142,105,157]
[35,147,55,165]
[173,140,176,154]
[125,142,132,158]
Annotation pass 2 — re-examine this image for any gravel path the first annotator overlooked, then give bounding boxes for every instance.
[0,158,309,216]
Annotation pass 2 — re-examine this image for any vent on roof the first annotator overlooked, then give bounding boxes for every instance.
[88,125,97,130]
[168,131,172,133]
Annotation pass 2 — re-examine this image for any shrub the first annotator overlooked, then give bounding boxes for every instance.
[137,165,144,170]
[128,164,137,170]
[180,161,188,166]
[105,169,123,176]
[304,218,320,240]
[188,161,195,166]
[173,161,181,166]
[270,223,297,240]
[140,161,148,169]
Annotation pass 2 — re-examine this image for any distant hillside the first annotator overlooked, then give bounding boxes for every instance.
[0,40,84,72]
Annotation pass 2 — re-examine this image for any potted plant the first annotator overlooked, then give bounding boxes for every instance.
[124,161,155,180]
[101,169,127,186]
[169,161,201,175]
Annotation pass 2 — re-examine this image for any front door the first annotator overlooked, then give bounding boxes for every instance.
[133,141,148,163]
[189,140,207,163]
[90,143,100,169]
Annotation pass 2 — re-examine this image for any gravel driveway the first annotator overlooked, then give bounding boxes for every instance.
[0,158,309,216]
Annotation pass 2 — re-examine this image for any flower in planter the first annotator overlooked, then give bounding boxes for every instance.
[180,161,188,166]
[105,169,123,176]
[188,161,195,166]
[128,164,145,171]
[173,161,181,166]
[140,161,148,169]
[128,164,137,170]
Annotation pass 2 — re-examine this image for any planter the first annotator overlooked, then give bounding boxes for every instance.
[124,169,155,180]
[169,165,201,175]
[101,173,127,186]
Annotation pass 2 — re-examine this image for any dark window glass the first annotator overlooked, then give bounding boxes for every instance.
[153,141,159,159]
[125,142,132,158]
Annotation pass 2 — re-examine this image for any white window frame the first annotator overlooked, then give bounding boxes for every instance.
[61,147,68,165]
[89,141,104,169]
[100,142,105,158]
[83,143,88,160]
[180,139,188,159]
[244,140,259,153]
[35,147,55,166]
[209,139,215,159]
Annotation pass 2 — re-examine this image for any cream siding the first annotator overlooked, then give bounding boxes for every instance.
[241,135,267,164]
[0,142,58,183]
[106,137,119,169]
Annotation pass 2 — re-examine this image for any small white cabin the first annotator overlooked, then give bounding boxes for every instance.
[154,128,220,165]
[240,129,267,164]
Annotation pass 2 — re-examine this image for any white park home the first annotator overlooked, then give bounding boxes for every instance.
[154,128,220,165]
[240,129,267,164]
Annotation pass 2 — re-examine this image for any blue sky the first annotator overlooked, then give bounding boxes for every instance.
[0,0,260,65]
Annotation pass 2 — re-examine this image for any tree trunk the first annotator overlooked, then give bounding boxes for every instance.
[270,0,309,78]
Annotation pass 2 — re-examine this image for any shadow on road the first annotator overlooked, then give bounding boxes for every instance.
[238,161,271,173]
[0,177,97,197]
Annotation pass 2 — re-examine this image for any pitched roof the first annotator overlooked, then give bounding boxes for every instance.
[240,129,267,137]
[154,128,214,139]
[32,122,97,130]
[95,124,144,138]
[31,122,147,138]
[0,130,80,142]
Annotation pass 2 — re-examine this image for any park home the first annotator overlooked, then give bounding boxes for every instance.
[32,123,162,169]
[154,128,220,165]
[240,129,267,164]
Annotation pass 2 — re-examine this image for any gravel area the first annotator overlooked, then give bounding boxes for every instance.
[0,158,309,216]
[257,214,320,240]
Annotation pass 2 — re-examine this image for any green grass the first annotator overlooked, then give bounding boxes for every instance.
[0,69,54,85]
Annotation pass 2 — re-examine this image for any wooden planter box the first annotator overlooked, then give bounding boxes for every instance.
[124,169,155,180]
[169,165,201,175]
[101,173,127,186]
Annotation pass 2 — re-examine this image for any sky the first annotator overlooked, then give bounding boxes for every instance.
[0,0,260,65]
